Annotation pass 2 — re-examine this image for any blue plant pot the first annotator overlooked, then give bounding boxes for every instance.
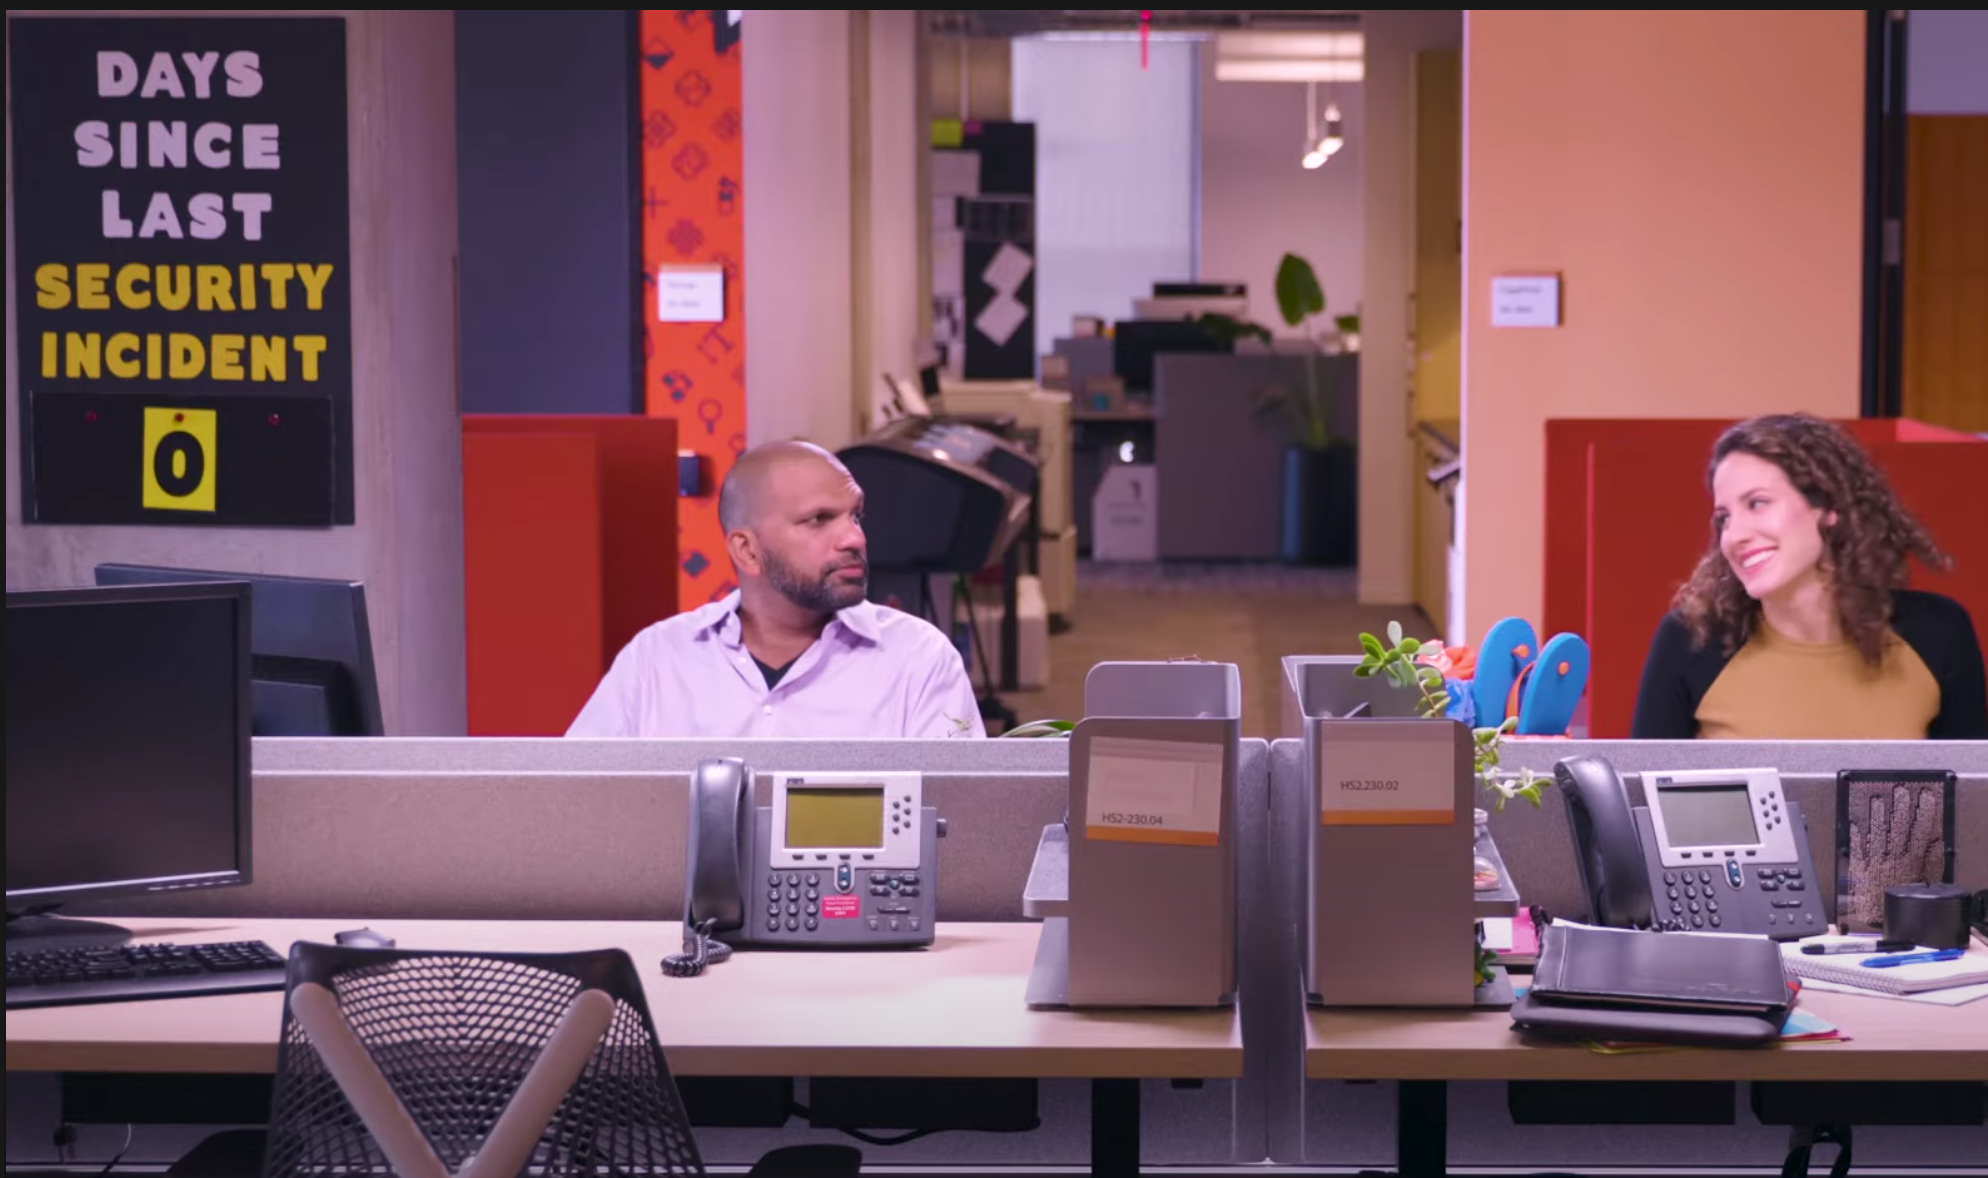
[1279,444,1357,566]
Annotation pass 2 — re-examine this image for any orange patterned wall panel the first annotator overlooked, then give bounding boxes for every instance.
[641,10,744,610]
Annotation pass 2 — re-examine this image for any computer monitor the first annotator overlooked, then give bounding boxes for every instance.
[1112,319,1232,394]
[6,582,254,949]
[95,564,384,737]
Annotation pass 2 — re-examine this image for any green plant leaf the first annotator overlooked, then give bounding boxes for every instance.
[1195,312,1274,346]
[1274,252,1326,329]
[1352,664,1374,678]
[1386,620,1404,647]
[1400,638,1423,655]
[1000,719,1075,739]
[1334,313,1361,335]
[1359,632,1385,659]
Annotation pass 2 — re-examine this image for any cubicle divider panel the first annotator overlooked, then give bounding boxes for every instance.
[461,432,608,737]
[1266,738,1311,1165]
[203,739,1270,1165]
[1487,739,1988,923]
[74,768,1071,925]
[1272,736,1987,1167]
[250,736,1076,775]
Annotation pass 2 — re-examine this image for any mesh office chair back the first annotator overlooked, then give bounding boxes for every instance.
[1834,770,1958,934]
[262,943,704,1178]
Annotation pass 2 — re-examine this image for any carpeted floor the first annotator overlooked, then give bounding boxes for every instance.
[996,561,1436,739]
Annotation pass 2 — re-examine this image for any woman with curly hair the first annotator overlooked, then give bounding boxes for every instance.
[1632,413,1987,739]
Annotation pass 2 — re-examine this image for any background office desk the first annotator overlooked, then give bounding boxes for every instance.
[7,918,1241,1175]
[1305,990,1988,1174]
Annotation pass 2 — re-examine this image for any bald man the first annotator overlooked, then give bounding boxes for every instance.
[567,440,985,738]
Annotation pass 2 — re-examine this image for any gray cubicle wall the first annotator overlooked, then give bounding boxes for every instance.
[27,736,1984,1172]
[1153,352,1358,560]
[1479,740,1988,923]
[50,737,1275,1170]
[1269,736,1988,1170]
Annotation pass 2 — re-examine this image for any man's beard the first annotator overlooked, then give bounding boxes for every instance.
[762,549,868,614]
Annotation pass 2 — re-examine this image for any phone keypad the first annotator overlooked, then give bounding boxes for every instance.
[763,868,928,937]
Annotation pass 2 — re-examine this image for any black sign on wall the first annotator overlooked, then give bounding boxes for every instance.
[8,17,353,526]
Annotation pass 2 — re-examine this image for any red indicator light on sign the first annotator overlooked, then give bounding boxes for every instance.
[84,411,98,423]
[268,414,281,427]
[174,413,185,424]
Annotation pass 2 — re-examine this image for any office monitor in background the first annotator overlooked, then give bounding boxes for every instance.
[95,564,384,737]
[1112,318,1231,395]
[6,582,254,949]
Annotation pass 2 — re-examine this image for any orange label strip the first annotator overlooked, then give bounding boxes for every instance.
[1320,809,1453,827]
[1085,825,1220,847]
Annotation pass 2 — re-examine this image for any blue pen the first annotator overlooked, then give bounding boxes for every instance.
[1859,949,1964,968]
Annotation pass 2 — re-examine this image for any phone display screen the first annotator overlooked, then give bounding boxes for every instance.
[1655,783,1758,848]
[784,786,886,849]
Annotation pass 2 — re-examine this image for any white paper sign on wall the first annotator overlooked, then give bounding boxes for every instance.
[1490,274,1561,328]
[657,265,725,323]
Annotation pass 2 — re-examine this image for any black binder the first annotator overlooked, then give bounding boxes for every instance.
[1509,992,1784,1047]
[1530,923,1793,1016]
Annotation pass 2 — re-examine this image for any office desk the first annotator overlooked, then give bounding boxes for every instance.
[8,918,1241,1175]
[1306,988,1988,1174]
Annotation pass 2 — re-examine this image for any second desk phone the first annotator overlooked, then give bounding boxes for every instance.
[668,758,943,976]
[1557,755,1826,940]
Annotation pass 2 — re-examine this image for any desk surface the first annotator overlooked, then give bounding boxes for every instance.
[6,919,1242,1081]
[1306,984,1988,1083]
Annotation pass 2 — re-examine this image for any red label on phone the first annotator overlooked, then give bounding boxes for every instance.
[821,895,860,920]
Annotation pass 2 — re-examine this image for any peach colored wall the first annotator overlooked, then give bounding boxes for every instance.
[1459,11,1866,645]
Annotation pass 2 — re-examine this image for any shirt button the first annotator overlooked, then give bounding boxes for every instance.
[763,705,773,715]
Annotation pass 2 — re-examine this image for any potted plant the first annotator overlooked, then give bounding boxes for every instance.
[1260,253,1356,566]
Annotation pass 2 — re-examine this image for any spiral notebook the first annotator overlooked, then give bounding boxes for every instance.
[1780,941,1988,996]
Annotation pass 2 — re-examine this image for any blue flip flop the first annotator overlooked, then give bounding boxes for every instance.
[1472,616,1538,729]
[1516,632,1590,736]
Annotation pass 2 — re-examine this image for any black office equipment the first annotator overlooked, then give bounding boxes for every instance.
[665,758,942,978]
[6,940,287,1009]
[1510,992,1782,1048]
[837,417,1036,576]
[1152,281,1246,298]
[1111,318,1230,394]
[1833,769,1957,934]
[1529,922,1792,1016]
[6,582,254,953]
[95,562,384,736]
[1556,755,1826,939]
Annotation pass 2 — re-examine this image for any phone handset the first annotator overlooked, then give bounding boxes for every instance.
[1554,754,1656,929]
[664,756,754,978]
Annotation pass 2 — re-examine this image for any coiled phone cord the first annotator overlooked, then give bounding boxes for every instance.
[661,918,733,978]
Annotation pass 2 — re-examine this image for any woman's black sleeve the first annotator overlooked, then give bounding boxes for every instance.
[1630,613,1701,739]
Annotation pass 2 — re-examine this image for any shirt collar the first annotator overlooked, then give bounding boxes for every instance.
[697,590,883,647]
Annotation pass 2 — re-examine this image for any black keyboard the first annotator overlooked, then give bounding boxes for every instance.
[6,940,288,1009]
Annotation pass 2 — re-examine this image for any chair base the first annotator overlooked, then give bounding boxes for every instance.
[747,1143,864,1178]
[164,1129,267,1178]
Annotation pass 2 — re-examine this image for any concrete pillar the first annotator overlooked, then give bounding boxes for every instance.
[4,10,466,735]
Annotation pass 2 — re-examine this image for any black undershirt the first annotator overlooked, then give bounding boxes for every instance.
[755,654,801,688]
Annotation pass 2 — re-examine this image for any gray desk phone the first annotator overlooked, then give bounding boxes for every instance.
[665,758,943,977]
[1557,755,1826,939]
